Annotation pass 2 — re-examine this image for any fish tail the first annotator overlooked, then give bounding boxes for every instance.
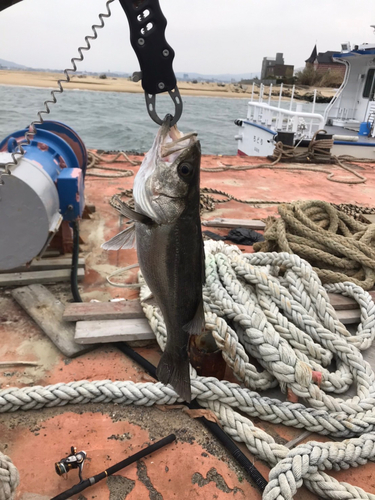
[156,350,191,403]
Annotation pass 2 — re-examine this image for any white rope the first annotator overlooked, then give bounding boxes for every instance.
[2,241,375,499]
[0,453,19,500]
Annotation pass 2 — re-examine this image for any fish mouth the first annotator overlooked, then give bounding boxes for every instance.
[160,130,198,160]
[157,115,198,163]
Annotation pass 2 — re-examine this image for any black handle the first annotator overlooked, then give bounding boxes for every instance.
[51,479,92,500]
[105,433,175,475]
[118,0,177,95]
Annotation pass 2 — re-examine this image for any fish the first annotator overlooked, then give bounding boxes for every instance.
[102,116,205,402]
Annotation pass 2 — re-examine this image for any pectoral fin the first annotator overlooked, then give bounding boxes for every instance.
[118,201,153,225]
[101,224,136,251]
[183,299,205,335]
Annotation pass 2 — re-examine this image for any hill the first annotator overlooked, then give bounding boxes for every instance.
[0,58,28,69]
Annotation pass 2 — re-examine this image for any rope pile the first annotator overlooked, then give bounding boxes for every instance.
[86,150,140,178]
[2,242,375,498]
[109,186,312,216]
[253,199,375,290]
[201,129,370,185]
[110,187,375,223]
[271,134,369,185]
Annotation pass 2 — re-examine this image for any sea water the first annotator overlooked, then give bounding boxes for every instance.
[0,84,327,155]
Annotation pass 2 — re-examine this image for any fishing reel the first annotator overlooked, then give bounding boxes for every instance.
[55,446,87,481]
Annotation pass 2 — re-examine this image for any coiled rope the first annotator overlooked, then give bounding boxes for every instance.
[86,150,140,178]
[2,242,375,498]
[201,130,369,185]
[254,200,375,290]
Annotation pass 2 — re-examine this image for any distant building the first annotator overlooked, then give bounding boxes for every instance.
[305,46,346,77]
[261,53,294,81]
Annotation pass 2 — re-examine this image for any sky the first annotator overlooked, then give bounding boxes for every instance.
[0,0,375,76]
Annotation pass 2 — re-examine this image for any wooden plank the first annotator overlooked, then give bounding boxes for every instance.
[285,431,312,449]
[75,319,155,344]
[328,293,359,311]
[0,268,84,287]
[328,292,375,311]
[2,257,85,274]
[336,309,361,324]
[11,285,93,357]
[202,218,266,230]
[64,300,145,321]
[362,214,375,224]
[64,292,375,323]
[42,250,62,258]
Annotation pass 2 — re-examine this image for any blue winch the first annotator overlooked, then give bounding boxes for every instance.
[0,121,87,270]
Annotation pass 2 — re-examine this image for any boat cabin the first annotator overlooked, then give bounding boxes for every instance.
[326,41,375,131]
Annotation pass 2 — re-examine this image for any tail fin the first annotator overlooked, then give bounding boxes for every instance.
[157,350,191,402]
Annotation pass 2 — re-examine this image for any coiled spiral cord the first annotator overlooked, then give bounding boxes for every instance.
[3,0,115,174]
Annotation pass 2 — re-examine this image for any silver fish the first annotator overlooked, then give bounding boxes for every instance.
[103,118,205,402]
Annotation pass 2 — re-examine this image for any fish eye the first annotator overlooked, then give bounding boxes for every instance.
[178,162,194,177]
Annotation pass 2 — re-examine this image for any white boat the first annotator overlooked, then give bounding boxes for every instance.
[235,29,375,159]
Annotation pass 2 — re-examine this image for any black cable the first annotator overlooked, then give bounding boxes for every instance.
[71,220,83,303]
[116,342,268,492]
[51,434,176,500]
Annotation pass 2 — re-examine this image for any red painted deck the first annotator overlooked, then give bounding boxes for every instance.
[1,153,375,499]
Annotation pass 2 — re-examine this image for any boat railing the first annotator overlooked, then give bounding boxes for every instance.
[323,59,350,123]
[249,82,316,111]
[247,101,325,137]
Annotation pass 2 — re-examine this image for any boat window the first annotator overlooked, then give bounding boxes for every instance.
[363,68,375,98]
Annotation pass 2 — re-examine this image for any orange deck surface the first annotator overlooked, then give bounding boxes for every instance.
[1,153,375,499]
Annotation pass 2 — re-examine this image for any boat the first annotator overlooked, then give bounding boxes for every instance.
[235,27,375,158]
[3,3,375,499]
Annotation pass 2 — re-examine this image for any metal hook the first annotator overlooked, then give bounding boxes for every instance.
[145,87,183,126]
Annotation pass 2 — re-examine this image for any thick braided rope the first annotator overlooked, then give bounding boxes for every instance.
[253,200,375,290]
[3,242,375,499]
[144,242,375,498]
[205,244,375,409]
[202,402,375,500]
[0,453,19,500]
[263,435,375,500]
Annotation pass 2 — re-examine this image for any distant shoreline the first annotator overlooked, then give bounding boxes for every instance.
[0,70,337,101]
[0,70,253,99]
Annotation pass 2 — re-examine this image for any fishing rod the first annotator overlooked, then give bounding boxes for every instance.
[117,342,268,493]
[50,433,176,500]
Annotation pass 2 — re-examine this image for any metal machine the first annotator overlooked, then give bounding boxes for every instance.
[0,121,87,270]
